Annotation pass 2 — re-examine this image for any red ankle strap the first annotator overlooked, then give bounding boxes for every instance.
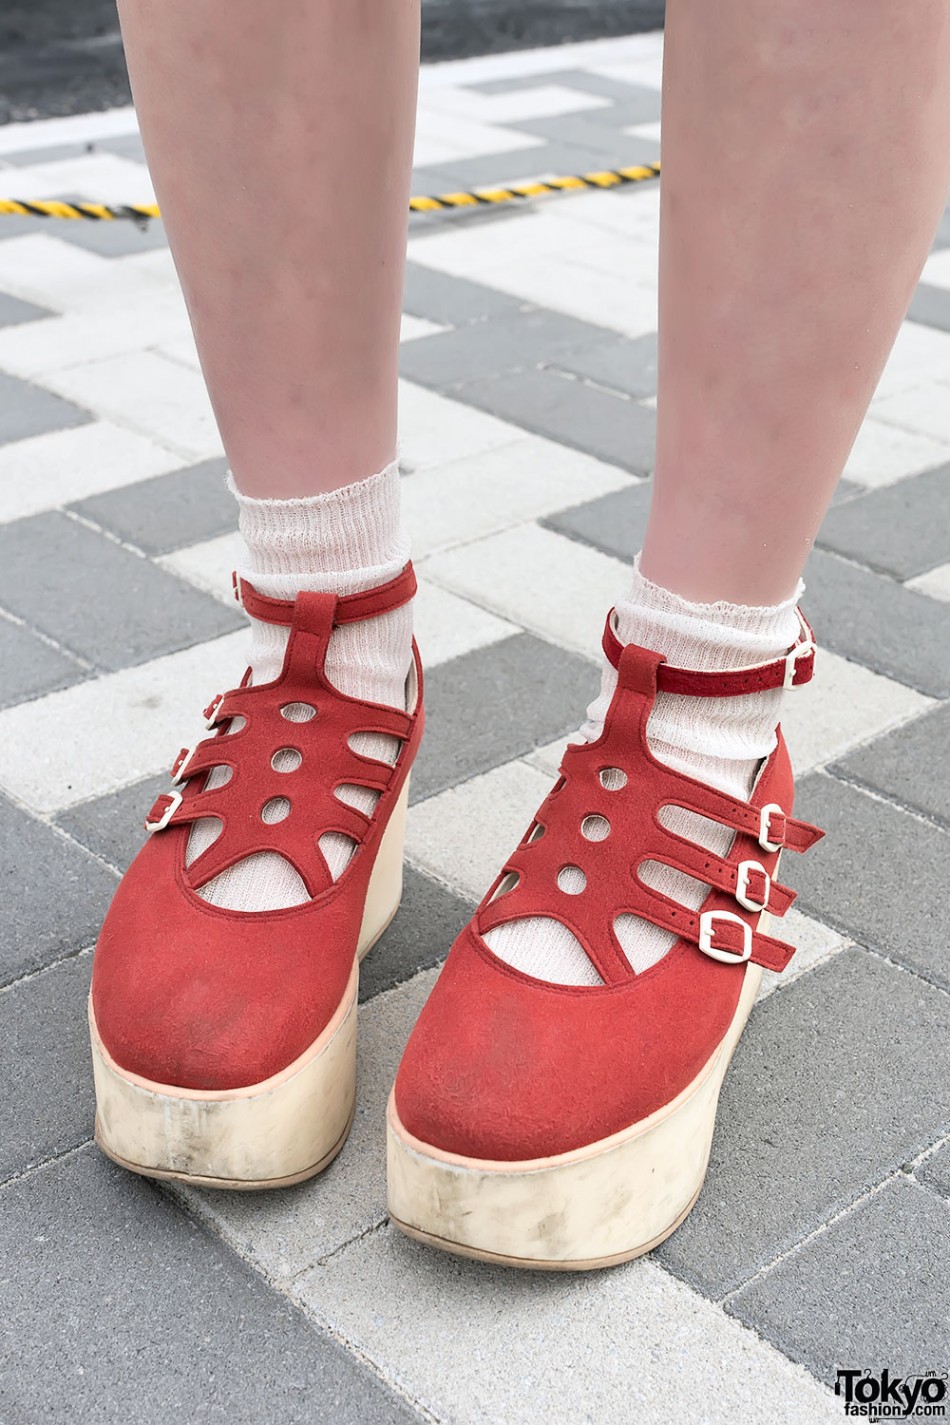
[233,561,417,627]
[601,607,816,696]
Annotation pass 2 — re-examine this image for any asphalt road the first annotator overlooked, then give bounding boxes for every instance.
[1,0,664,124]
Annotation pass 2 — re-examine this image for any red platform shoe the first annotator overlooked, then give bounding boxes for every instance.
[388,609,821,1268]
[91,564,422,1189]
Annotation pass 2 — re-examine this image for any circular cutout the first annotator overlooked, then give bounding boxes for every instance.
[581,814,610,842]
[599,767,627,791]
[271,748,302,773]
[261,796,291,824]
[280,702,316,723]
[557,864,587,894]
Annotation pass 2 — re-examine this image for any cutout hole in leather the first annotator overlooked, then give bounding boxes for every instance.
[581,814,610,842]
[225,715,246,735]
[281,702,316,723]
[638,857,711,905]
[272,748,302,773]
[205,766,232,788]
[599,767,627,791]
[488,870,520,903]
[348,731,403,764]
[261,796,291,824]
[527,822,545,844]
[557,864,586,894]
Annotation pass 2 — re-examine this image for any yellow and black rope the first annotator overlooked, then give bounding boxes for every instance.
[0,162,661,223]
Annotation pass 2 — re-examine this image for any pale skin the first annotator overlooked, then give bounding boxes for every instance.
[117,0,950,603]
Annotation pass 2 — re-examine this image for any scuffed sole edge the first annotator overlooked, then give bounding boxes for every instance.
[387,960,762,1270]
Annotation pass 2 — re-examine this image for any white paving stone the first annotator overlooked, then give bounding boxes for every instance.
[402,436,633,557]
[168,968,439,1282]
[0,234,167,315]
[406,758,553,900]
[0,631,248,814]
[39,350,224,460]
[399,313,447,343]
[0,290,192,380]
[0,422,182,524]
[421,523,629,657]
[398,379,524,471]
[920,247,950,290]
[871,379,950,443]
[159,532,243,602]
[842,415,950,488]
[756,910,850,1001]
[3,151,155,205]
[906,561,950,601]
[624,119,663,142]
[0,106,138,156]
[417,29,663,92]
[872,321,950,399]
[413,109,545,168]
[780,650,933,776]
[421,84,612,124]
[295,1229,839,1425]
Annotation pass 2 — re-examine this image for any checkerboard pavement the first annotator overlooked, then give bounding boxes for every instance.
[1,30,948,1425]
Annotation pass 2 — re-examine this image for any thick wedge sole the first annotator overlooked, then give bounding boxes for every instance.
[91,778,410,1190]
[387,955,762,1270]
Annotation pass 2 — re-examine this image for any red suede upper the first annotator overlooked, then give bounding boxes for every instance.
[92,567,423,1091]
[394,629,823,1162]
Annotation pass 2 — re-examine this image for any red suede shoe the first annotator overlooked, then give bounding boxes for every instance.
[91,564,422,1189]
[388,609,822,1268]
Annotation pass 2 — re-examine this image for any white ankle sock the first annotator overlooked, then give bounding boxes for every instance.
[485,556,803,985]
[187,461,413,911]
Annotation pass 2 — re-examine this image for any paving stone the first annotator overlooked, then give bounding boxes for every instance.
[410,140,624,192]
[0,1145,420,1425]
[398,378,521,472]
[0,513,243,671]
[470,70,661,115]
[803,548,950,696]
[917,1142,950,1197]
[843,416,950,490]
[834,702,950,829]
[0,631,248,815]
[544,479,652,556]
[907,561,950,601]
[0,423,182,525]
[72,457,235,555]
[456,365,656,473]
[295,1230,839,1425]
[414,578,518,665]
[512,113,662,167]
[728,1177,950,1385]
[93,133,148,162]
[51,216,169,258]
[907,281,950,334]
[0,141,91,166]
[0,289,51,327]
[874,378,950,444]
[402,260,523,325]
[399,306,606,389]
[654,951,950,1296]
[755,909,849,1002]
[0,613,86,708]
[359,867,473,1003]
[411,633,598,803]
[56,774,165,874]
[788,774,950,990]
[817,465,950,578]
[170,969,439,1282]
[0,953,93,1182]
[0,366,89,445]
[873,320,950,400]
[551,330,658,397]
[930,201,950,250]
[0,797,116,983]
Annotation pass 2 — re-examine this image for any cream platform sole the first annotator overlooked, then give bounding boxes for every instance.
[91,778,410,1190]
[387,954,763,1270]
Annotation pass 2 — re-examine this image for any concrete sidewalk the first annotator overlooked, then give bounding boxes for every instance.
[0,30,948,1425]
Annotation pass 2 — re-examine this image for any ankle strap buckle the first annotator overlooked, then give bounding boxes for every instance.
[735,860,771,913]
[698,910,752,964]
[145,789,182,833]
[784,635,816,689]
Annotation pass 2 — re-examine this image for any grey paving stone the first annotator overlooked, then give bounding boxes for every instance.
[412,141,629,193]
[918,1142,950,1198]
[0,1145,421,1425]
[52,215,169,257]
[728,1177,950,1385]
[654,950,950,1297]
[93,133,148,163]
[0,367,90,445]
[931,202,950,250]
[0,513,243,671]
[410,631,598,803]
[0,142,91,165]
[359,865,473,1003]
[512,115,661,168]
[56,774,166,874]
[0,797,116,984]
[0,289,52,327]
[834,703,950,829]
[0,613,87,708]
[907,282,950,334]
[400,306,606,390]
[456,365,656,474]
[402,260,523,325]
[72,457,235,555]
[789,774,950,990]
[0,953,93,1183]
[543,479,652,557]
[470,71,661,117]
[817,465,950,579]
[551,330,658,398]
[803,548,950,696]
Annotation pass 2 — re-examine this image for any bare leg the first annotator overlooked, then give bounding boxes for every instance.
[643,0,950,603]
[116,0,420,497]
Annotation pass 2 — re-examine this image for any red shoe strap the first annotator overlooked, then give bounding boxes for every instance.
[601,607,816,696]
[233,561,417,628]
